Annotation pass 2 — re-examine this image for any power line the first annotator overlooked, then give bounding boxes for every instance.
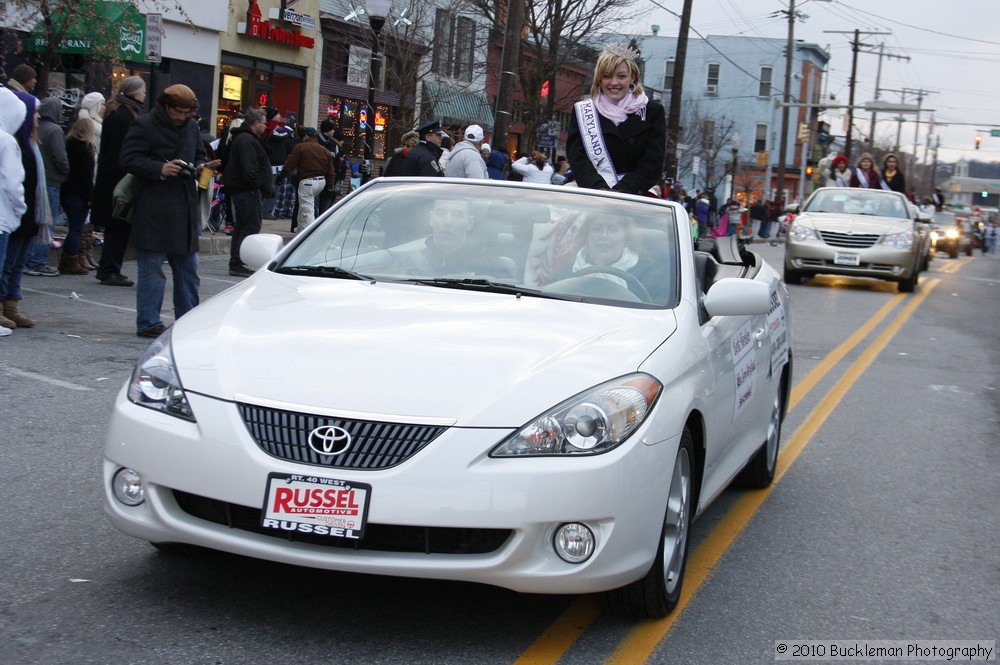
[832,1,1000,46]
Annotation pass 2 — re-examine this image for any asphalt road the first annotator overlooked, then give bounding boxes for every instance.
[1,242,997,664]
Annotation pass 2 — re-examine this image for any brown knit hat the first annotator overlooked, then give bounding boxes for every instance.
[161,84,197,110]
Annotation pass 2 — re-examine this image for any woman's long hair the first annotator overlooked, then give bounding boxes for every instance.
[65,116,97,156]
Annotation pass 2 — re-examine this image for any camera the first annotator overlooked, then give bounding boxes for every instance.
[176,161,197,179]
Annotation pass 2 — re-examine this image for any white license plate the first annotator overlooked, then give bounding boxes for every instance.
[261,472,371,539]
[834,252,860,266]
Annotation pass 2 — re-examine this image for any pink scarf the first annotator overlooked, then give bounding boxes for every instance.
[594,91,649,125]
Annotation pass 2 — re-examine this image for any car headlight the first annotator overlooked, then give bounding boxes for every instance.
[945,229,958,239]
[788,223,818,242]
[127,330,195,422]
[879,229,914,250]
[490,373,661,457]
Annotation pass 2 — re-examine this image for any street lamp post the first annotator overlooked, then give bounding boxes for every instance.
[362,0,391,184]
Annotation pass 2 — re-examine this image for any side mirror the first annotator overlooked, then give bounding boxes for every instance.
[241,233,285,270]
[916,211,931,223]
[704,278,771,316]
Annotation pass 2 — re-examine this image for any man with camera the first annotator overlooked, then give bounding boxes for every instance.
[120,84,220,338]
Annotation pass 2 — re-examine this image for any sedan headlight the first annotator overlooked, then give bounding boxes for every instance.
[945,228,959,239]
[879,229,914,250]
[127,330,195,422]
[788,223,818,242]
[490,374,661,457]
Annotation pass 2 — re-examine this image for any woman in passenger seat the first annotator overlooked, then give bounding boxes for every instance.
[547,213,669,302]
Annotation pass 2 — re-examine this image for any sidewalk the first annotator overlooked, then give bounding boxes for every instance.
[197,216,299,255]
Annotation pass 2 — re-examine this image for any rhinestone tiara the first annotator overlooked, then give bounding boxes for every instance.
[603,43,641,62]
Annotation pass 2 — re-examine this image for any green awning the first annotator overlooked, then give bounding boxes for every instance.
[422,81,495,127]
[28,1,148,64]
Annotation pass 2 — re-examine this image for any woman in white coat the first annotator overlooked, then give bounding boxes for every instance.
[511,151,554,184]
[78,91,106,152]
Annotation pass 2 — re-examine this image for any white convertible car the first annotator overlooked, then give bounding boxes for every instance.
[104,179,792,618]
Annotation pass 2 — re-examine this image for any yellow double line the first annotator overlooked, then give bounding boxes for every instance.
[515,278,942,665]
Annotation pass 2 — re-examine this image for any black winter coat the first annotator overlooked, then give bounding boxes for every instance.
[13,136,38,239]
[119,106,206,255]
[567,99,666,196]
[222,126,274,196]
[61,138,95,205]
[92,102,141,231]
[401,141,443,177]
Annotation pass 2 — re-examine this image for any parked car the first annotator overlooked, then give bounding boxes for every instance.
[930,211,971,258]
[783,187,929,292]
[103,179,793,618]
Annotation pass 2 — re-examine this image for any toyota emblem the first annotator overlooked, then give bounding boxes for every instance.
[307,425,352,456]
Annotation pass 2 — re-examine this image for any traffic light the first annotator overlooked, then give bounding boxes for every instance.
[976,133,982,150]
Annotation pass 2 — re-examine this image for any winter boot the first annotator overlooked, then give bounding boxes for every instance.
[58,253,91,275]
[79,224,98,270]
[2,300,35,328]
[0,303,16,329]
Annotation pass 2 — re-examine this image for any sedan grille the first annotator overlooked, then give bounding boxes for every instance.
[818,230,880,248]
[238,403,447,470]
[173,490,511,554]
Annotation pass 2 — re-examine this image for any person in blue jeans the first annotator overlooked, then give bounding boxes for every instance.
[119,84,219,338]
[24,96,68,277]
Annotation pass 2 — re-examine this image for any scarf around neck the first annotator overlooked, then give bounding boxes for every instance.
[594,91,649,125]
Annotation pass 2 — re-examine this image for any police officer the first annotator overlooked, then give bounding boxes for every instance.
[401,119,445,177]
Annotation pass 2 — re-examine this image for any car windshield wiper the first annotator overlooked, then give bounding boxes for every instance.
[407,277,585,301]
[275,265,373,281]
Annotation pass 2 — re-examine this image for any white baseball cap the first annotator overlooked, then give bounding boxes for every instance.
[464,124,484,142]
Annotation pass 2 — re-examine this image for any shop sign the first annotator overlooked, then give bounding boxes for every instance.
[222,74,243,101]
[240,0,315,49]
[347,45,369,88]
[282,9,315,30]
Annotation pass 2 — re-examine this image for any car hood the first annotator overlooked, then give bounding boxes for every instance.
[172,274,676,427]
[796,211,912,232]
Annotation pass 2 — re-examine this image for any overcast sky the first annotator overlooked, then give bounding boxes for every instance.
[632,0,1000,165]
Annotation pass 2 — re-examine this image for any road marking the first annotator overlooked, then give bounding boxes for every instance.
[511,278,943,665]
[0,364,94,391]
[603,278,940,665]
[23,287,175,319]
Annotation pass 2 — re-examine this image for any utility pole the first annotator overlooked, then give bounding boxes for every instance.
[664,0,693,181]
[824,29,890,163]
[774,0,797,205]
[492,0,525,152]
[863,43,909,148]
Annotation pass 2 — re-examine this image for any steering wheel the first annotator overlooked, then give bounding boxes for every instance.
[572,266,652,301]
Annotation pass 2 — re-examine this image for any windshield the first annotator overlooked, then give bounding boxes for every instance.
[278,180,680,308]
[804,189,910,219]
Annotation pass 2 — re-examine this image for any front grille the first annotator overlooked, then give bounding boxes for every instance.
[172,490,511,554]
[819,231,880,248]
[238,403,447,470]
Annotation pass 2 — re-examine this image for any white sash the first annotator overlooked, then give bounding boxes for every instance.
[574,100,619,188]
[855,167,871,188]
[880,176,893,191]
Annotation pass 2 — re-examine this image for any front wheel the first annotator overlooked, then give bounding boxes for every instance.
[600,430,695,618]
[739,379,784,488]
[783,265,803,285]
[897,268,918,293]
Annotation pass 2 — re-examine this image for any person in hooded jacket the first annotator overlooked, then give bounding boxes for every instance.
[0,90,44,329]
[93,75,145,287]
[0,87,27,334]
[23,96,68,276]
[485,146,508,181]
[78,91,105,152]
[849,152,880,189]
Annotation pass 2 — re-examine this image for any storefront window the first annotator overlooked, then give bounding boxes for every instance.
[320,94,388,161]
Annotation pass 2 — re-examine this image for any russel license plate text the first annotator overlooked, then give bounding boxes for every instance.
[262,473,370,539]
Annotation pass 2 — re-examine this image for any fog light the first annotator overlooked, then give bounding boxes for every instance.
[554,522,595,564]
[792,258,803,267]
[112,468,145,506]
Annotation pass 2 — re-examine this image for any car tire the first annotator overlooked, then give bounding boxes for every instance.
[739,380,784,488]
[600,430,695,618]
[783,266,803,285]
[898,269,918,293]
[950,248,958,259]
[966,244,973,257]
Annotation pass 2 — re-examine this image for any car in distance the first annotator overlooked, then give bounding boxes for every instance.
[783,187,929,292]
[103,178,792,618]
[930,211,971,258]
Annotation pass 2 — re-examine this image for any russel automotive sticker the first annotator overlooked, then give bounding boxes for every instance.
[261,473,371,539]
[730,321,756,420]
[766,287,789,375]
